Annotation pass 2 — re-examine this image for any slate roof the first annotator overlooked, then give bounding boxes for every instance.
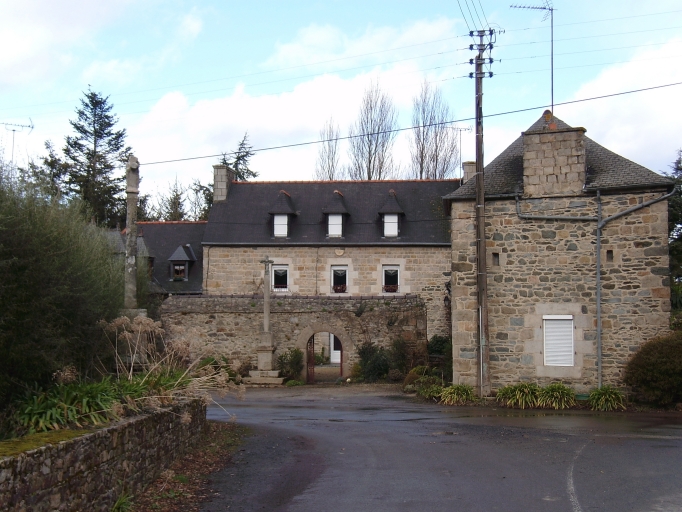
[268,190,297,215]
[137,221,207,294]
[445,115,673,200]
[204,180,458,246]
[378,190,405,214]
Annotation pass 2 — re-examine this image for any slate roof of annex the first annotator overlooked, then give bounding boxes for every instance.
[444,115,673,201]
[138,221,207,293]
[204,180,458,246]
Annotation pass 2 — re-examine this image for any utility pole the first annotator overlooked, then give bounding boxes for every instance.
[469,29,494,397]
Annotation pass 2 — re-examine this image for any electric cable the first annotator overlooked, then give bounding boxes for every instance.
[139,81,682,166]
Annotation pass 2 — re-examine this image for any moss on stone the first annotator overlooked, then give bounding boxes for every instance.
[0,429,91,458]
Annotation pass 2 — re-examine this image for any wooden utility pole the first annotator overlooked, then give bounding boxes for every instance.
[474,30,491,396]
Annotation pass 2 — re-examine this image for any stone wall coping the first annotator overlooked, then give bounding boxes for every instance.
[189,293,421,301]
[522,126,586,136]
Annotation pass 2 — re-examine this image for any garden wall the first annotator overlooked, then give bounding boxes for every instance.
[161,294,428,377]
[0,399,206,512]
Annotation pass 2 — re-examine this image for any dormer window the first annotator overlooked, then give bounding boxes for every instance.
[328,214,343,237]
[274,214,288,237]
[384,214,399,237]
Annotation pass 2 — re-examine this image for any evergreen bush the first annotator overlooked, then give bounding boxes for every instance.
[624,332,682,406]
[275,348,304,381]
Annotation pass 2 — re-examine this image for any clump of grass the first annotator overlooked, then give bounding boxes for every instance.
[537,383,576,410]
[440,384,475,405]
[285,380,305,387]
[496,383,540,409]
[588,385,626,411]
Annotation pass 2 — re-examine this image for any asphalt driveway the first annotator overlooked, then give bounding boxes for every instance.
[202,385,682,512]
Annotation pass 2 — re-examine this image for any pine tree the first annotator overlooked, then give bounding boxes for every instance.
[667,149,682,309]
[158,178,187,221]
[61,90,131,226]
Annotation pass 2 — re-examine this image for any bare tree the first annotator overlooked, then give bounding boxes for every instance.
[346,81,398,180]
[314,118,341,180]
[409,82,459,179]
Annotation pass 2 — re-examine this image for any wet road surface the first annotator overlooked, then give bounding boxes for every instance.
[202,385,682,512]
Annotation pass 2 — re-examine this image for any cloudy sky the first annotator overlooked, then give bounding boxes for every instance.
[1,0,681,195]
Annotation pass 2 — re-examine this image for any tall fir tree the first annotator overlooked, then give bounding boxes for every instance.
[61,90,131,226]
[667,149,682,308]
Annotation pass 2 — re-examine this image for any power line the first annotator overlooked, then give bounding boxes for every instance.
[477,0,491,28]
[467,0,486,29]
[140,81,682,166]
[499,25,682,47]
[505,8,682,32]
[499,40,682,61]
[457,0,473,33]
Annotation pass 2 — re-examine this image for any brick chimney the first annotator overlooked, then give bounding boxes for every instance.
[462,161,476,183]
[213,164,236,202]
[522,113,586,198]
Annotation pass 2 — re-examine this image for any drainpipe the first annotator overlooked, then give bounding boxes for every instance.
[516,187,676,387]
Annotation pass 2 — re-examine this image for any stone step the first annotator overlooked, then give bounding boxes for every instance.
[243,376,285,385]
[249,370,281,378]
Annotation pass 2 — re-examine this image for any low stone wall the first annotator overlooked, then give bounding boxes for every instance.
[0,400,206,512]
[161,294,428,377]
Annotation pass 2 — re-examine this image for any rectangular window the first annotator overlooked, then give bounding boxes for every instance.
[384,214,398,237]
[274,214,288,237]
[328,214,343,237]
[172,263,187,280]
[543,315,574,366]
[331,266,347,293]
[272,265,289,291]
[492,252,500,266]
[382,265,399,293]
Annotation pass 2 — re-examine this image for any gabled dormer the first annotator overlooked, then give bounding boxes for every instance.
[268,189,297,238]
[378,189,404,237]
[168,244,197,281]
[322,190,349,238]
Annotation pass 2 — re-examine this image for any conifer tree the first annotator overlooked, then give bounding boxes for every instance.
[59,89,131,226]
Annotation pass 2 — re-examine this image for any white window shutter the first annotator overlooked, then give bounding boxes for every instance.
[543,316,574,366]
[274,215,288,237]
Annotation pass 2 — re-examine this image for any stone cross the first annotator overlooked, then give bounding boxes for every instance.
[124,155,140,310]
[260,255,274,333]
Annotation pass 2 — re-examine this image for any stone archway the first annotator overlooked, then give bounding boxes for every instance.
[295,323,355,381]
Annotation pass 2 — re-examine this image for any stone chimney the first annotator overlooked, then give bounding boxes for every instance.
[462,161,476,183]
[522,114,586,198]
[213,164,236,202]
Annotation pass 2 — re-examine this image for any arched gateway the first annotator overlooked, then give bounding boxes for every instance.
[295,323,354,383]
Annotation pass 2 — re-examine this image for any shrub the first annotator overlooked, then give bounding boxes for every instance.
[588,385,626,411]
[427,335,451,355]
[402,372,421,388]
[387,369,404,382]
[388,337,410,374]
[363,349,390,382]
[416,379,444,401]
[275,348,304,381]
[440,384,475,405]
[409,365,430,377]
[624,332,682,405]
[496,383,540,409]
[537,383,576,410]
[0,187,123,405]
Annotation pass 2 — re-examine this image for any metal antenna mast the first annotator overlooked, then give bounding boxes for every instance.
[511,2,556,113]
[2,119,34,165]
[450,126,472,179]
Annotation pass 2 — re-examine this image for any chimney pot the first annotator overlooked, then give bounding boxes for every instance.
[462,161,477,183]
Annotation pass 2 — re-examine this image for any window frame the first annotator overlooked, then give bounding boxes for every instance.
[273,214,288,238]
[543,315,574,366]
[383,213,399,237]
[171,262,187,281]
[328,214,343,238]
[271,264,289,292]
[331,265,348,294]
[382,265,400,293]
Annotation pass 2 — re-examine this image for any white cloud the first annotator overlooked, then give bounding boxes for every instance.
[558,38,682,174]
[178,12,203,41]
[128,19,466,193]
[0,0,132,87]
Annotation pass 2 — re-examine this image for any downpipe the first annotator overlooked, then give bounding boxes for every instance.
[516,187,677,388]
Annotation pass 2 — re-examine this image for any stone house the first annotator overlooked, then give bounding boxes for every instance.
[444,113,674,393]
[168,173,458,377]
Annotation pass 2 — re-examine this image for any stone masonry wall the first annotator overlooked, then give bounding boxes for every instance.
[203,245,450,340]
[161,295,428,377]
[451,192,670,392]
[0,400,206,512]
[523,127,586,198]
